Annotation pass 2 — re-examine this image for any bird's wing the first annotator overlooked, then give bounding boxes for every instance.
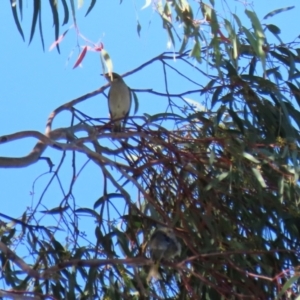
[122,87,132,127]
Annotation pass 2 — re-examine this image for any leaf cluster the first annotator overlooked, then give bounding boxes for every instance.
[3,2,300,299]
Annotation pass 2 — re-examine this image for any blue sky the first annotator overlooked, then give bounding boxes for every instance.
[0,0,300,279]
[0,1,161,215]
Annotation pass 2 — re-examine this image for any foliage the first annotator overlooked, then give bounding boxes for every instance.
[10,0,97,52]
[3,1,300,299]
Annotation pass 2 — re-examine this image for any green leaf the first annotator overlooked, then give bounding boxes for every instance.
[95,226,103,243]
[201,2,219,35]
[100,48,113,74]
[266,66,280,76]
[224,19,238,60]
[2,228,16,243]
[75,208,101,219]
[122,213,143,228]
[78,0,84,9]
[40,205,69,214]
[242,26,263,56]
[286,82,300,109]
[141,0,152,10]
[265,24,283,44]
[289,72,300,80]
[18,0,23,20]
[70,0,76,24]
[276,47,296,80]
[94,193,123,209]
[263,6,295,20]
[190,39,201,62]
[276,275,299,297]
[277,46,294,58]
[38,5,45,51]
[165,22,175,48]
[205,172,229,191]
[136,21,142,37]
[266,24,281,35]
[86,268,97,294]
[288,54,295,80]
[228,109,244,134]
[148,112,184,122]
[243,152,260,164]
[241,75,277,93]
[21,211,27,235]
[232,14,242,28]
[215,104,226,125]
[248,56,256,76]
[11,1,25,41]
[224,60,238,77]
[209,145,215,165]
[73,247,86,259]
[269,50,289,66]
[202,79,216,95]
[52,239,65,255]
[211,86,223,108]
[61,0,69,25]
[115,229,131,257]
[26,231,38,252]
[102,233,116,256]
[49,0,60,53]
[85,0,96,16]
[244,11,266,71]
[251,168,267,188]
[245,10,265,39]
[271,92,294,136]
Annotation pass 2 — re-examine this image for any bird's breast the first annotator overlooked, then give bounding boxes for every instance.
[109,82,131,119]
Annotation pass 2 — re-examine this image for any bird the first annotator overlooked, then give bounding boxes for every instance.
[147,227,181,282]
[105,72,131,132]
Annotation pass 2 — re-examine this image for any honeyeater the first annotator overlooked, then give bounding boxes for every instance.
[147,227,181,282]
[105,72,131,132]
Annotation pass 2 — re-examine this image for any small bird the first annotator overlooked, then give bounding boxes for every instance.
[147,227,181,282]
[105,72,131,132]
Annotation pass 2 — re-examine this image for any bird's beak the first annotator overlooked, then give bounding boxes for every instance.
[103,72,114,82]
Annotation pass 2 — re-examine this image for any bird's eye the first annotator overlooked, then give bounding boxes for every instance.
[164,235,172,243]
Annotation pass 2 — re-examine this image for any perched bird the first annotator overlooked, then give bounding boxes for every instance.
[105,72,131,132]
[147,227,181,282]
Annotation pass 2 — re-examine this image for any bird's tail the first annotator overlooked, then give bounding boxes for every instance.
[112,121,122,133]
[147,262,160,282]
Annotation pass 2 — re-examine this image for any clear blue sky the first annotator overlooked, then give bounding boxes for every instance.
[0,0,166,217]
[0,0,299,269]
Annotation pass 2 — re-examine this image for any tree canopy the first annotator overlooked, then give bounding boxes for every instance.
[1,1,300,299]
